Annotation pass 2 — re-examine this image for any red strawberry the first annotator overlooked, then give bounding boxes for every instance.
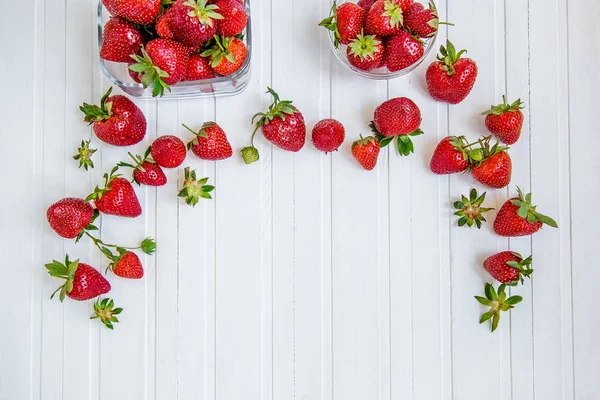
[117,149,167,186]
[169,0,223,49]
[47,198,95,239]
[352,135,380,170]
[357,0,377,9]
[383,30,424,72]
[102,0,161,25]
[88,167,142,218]
[130,39,190,97]
[426,41,478,104]
[184,122,233,160]
[365,0,411,37]
[482,96,525,145]
[430,136,470,175]
[100,17,143,63]
[319,1,367,47]
[469,138,511,188]
[312,119,345,153]
[151,135,187,168]
[241,87,306,163]
[484,251,533,285]
[109,251,144,279]
[46,256,111,302]
[493,187,558,237]
[155,8,176,39]
[346,33,384,71]
[201,36,247,76]
[371,97,423,156]
[404,3,452,38]
[80,87,146,146]
[184,54,216,81]
[215,0,248,37]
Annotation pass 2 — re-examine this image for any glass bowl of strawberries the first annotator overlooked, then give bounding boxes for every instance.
[97,0,252,99]
[321,0,442,80]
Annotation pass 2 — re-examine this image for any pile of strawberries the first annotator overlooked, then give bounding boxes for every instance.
[100,0,249,96]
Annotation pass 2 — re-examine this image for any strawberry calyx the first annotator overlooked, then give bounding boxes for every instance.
[73,140,97,171]
[509,186,558,228]
[481,95,525,116]
[467,136,509,167]
[504,252,534,286]
[130,47,171,97]
[348,32,382,61]
[382,0,404,29]
[319,0,342,47]
[80,87,114,123]
[178,167,215,207]
[86,166,121,202]
[46,255,80,302]
[91,298,123,330]
[183,123,210,150]
[200,35,236,69]
[454,188,494,229]
[183,0,223,27]
[475,283,522,332]
[436,40,467,76]
[354,134,378,148]
[370,122,423,156]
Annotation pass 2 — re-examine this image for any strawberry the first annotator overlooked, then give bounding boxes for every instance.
[469,137,511,188]
[184,122,233,160]
[319,1,367,47]
[80,87,146,146]
[482,96,525,145]
[91,298,123,330]
[201,36,247,76]
[404,3,452,38]
[100,17,143,63]
[155,7,176,39]
[178,167,215,207]
[118,150,167,186]
[483,251,533,285]
[47,198,96,239]
[475,283,522,332]
[346,33,384,71]
[429,136,471,175]
[370,97,423,156]
[184,54,216,81]
[73,140,97,171]
[215,0,248,37]
[87,166,142,218]
[102,0,161,25]
[453,188,494,229]
[130,39,190,97]
[365,0,411,37]
[352,135,380,170]
[426,40,478,104]
[493,187,558,237]
[46,256,111,302]
[169,0,223,49]
[108,251,144,279]
[357,0,377,10]
[383,30,424,72]
[312,119,345,153]
[241,87,306,163]
[151,135,187,168]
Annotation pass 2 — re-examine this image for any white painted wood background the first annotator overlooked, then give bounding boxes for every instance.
[1,0,599,399]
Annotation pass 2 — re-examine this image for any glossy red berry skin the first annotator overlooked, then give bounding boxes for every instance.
[184,54,216,81]
[352,137,381,170]
[336,2,367,45]
[145,39,190,86]
[493,198,543,237]
[426,58,478,104]
[483,252,522,284]
[373,97,421,137]
[471,151,512,189]
[100,17,143,63]
[215,0,248,37]
[151,135,187,168]
[485,111,524,145]
[262,107,307,152]
[68,263,111,301]
[47,198,95,239]
[113,252,144,279]
[429,137,469,175]
[189,122,233,161]
[384,30,424,72]
[312,119,345,153]
[102,0,161,25]
[134,162,167,186]
[93,95,147,147]
[94,177,142,218]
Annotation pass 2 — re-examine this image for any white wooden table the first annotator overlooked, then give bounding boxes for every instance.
[2,0,598,399]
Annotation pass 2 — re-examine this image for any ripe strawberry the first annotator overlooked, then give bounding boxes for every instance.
[47,198,95,239]
[383,30,424,72]
[178,167,215,207]
[151,135,187,168]
[357,0,377,10]
[404,3,452,38]
[475,283,522,332]
[430,136,470,175]
[241,87,306,163]
[102,0,161,25]
[352,135,380,170]
[184,122,233,160]
[87,167,142,218]
[312,119,345,153]
[80,87,146,146]
[482,96,525,145]
[100,17,143,63]
[215,0,248,37]
[346,33,384,71]
[371,97,423,156]
[118,151,167,186]
[426,40,478,104]
[493,187,558,237]
[109,251,144,279]
[130,39,190,97]
[470,138,511,188]
[484,251,533,285]
[155,7,176,39]
[46,256,111,302]
[454,188,493,229]
[201,36,247,76]
[91,298,123,330]
[319,1,367,47]
[169,0,223,49]
[184,54,216,81]
[365,0,412,37]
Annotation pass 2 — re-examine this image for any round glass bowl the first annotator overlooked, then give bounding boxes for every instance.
[328,0,438,80]
[97,0,252,99]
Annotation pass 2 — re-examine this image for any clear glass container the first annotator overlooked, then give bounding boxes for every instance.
[328,0,438,80]
[97,0,252,99]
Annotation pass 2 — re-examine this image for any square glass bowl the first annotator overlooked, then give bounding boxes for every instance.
[97,0,252,99]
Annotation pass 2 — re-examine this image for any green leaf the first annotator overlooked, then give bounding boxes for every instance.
[474,296,492,306]
[491,312,500,332]
[480,310,495,324]
[535,213,558,228]
[504,296,523,305]
[484,283,497,300]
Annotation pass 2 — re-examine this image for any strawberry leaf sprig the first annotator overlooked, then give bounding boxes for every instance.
[201,35,236,69]
[178,167,215,207]
[319,0,342,48]
[91,298,123,330]
[467,135,509,167]
[475,283,522,332]
[130,47,171,97]
[436,40,467,76]
[481,95,525,116]
[73,140,97,171]
[454,188,494,228]
[80,87,114,123]
[511,186,558,227]
[371,122,424,156]
[504,252,534,286]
